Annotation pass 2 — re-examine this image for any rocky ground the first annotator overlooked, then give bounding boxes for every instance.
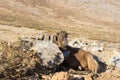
[0,0,120,80]
[0,25,120,80]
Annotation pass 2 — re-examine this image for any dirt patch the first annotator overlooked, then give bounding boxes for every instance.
[0,25,44,42]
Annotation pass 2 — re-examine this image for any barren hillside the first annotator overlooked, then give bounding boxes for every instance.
[0,0,120,42]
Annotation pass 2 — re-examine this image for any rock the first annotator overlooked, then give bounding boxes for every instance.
[20,37,34,51]
[42,74,52,80]
[51,72,69,80]
[30,40,64,68]
[68,39,82,48]
[68,39,105,53]
[19,36,64,68]
[68,39,88,49]
[109,49,120,69]
[69,74,84,80]
[83,74,93,80]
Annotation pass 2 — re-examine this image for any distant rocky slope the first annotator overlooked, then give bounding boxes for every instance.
[0,0,120,42]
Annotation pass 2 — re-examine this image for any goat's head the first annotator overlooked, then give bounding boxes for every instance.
[56,31,68,48]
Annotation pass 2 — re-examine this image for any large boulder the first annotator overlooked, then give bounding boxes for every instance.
[19,36,64,68]
[30,40,64,68]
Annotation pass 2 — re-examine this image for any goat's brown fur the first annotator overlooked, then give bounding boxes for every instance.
[66,46,100,73]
